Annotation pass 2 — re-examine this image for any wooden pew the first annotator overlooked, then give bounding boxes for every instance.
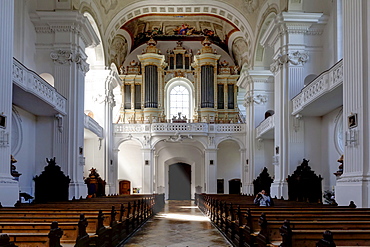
[0,194,163,246]
[197,193,370,247]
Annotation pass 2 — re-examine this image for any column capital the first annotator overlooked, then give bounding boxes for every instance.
[31,10,99,48]
[50,50,90,74]
[270,51,309,73]
[261,12,327,48]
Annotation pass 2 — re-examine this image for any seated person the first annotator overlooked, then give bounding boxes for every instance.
[254,190,274,206]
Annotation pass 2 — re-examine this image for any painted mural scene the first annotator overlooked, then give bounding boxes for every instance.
[0,0,369,246]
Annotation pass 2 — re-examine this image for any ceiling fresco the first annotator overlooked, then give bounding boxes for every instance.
[122,15,238,53]
[72,0,285,68]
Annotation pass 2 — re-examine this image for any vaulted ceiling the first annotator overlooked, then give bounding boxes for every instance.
[72,0,286,68]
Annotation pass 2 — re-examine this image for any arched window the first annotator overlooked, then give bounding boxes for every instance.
[170,85,189,119]
[165,78,194,121]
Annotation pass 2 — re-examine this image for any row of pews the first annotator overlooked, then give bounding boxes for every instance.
[0,194,165,247]
[195,193,370,247]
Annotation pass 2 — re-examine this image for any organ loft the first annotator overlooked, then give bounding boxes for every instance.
[117,37,241,125]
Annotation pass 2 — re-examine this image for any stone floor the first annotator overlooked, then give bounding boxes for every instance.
[123,200,232,247]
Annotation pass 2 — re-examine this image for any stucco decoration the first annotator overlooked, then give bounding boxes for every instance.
[100,0,118,14]
[244,0,260,14]
[232,37,250,67]
[109,35,128,68]
[334,109,344,154]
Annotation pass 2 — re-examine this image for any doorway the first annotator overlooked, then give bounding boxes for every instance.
[119,180,131,195]
[169,163,191,200]
[229,178,241,194]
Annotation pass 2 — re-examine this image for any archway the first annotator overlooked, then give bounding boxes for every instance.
[169,163,191,200]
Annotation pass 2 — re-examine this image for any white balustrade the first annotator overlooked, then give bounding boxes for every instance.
[114,123,245,134]
[292,59,343,115]
[256,115,275,138]
[84,114,103,138]
[12,58,66,115]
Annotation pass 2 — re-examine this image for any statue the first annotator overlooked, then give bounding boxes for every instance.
[85,167,106,197]
[334,155,343,177]
[10,155,21,178]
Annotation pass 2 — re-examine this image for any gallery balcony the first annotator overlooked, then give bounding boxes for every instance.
[12,58,66,116]
[292,59,343,116]
[256,114,275,139]
[114,122,245,135]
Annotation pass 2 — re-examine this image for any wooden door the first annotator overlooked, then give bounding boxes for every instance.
[119,180,131,195]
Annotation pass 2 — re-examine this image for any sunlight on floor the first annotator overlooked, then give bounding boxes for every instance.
[179,206,198,209]
[157,213,210,222]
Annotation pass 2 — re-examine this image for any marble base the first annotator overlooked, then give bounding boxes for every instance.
[69,182,88,200]
[271,181,288,200]
[0,177,19,207]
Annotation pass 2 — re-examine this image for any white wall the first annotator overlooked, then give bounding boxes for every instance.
[117,140,143,193]
[84,134,105,180]
[217,140,241,194]
[321,107,343,191]
[13,0,37,70]
[254,139,274,179]
[12,106,37,196]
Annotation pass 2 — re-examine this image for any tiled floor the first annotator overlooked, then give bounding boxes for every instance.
[123,200,232,247]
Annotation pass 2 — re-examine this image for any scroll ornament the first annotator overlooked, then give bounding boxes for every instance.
[270,51,309,73]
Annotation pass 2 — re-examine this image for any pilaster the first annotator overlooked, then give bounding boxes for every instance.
[204,148,218,193]
[31,11,99,199]
[104,71,120,194]
[336,1,370,207]
[0,0,19,207]
[142,148,154,194]
[237,68,273,195]
[262,11,325,200]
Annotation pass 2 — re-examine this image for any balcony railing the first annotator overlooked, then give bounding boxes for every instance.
[292,59,343,115]
[12,58,66,115]
[114,123,245,134]
[84,114,103,138]
[256,115,275,138]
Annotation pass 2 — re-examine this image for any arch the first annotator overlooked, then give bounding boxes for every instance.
[165,77,195,120]
[114,137,144,150]
[117,139,144,194]
[11,108,23,156]
[217,139,242,194]
[103,1,255,61]
[334,108,344,155]
[83,11,106,69]
[265,110,275,119]
[164,156,196,200]
[39,73,54,86]
[304,74,318,86]
[216,136,245,150]
[253,10,277,68]
[151,136,207,150]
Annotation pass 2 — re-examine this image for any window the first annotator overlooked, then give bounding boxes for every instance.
[169,85,190,119]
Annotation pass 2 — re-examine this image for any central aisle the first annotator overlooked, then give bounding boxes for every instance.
[123,200,232,247]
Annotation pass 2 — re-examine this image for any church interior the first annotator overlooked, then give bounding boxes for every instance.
[1,0,370,245]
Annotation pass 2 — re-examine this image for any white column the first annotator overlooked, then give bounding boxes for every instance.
[237,68,273,195]
[261,12,323,200]
[31,11,99,199]
[0,0,19,207]
[104,77,116,194]
[239,148,250,194]
[204,148,217,193]
[111,148,120,195]
[51,50,89,199]
[336,1,369,207]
